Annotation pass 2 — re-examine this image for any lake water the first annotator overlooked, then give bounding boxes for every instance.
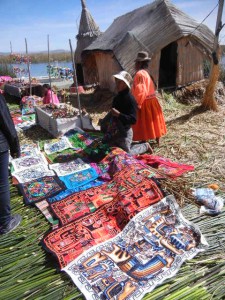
[11,57,225,78]
[12,61,73,78]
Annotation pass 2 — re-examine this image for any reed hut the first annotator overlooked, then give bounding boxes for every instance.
[81,0,214,90]
[75,0,101,84]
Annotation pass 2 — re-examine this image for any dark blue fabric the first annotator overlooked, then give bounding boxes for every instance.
[0,94,20,156]
[0,150,11,227]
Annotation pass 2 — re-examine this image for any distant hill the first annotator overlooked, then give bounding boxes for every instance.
[31,50,70,54]
[0,50,71,63]
[0,50,70,55]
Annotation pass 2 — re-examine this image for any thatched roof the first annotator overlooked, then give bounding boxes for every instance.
[84,0,214,70]
[75,0,101,63]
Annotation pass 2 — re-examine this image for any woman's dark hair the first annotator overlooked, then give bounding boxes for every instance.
[137,61,157,89]
[138,61,149,70]
[42,84,51,90]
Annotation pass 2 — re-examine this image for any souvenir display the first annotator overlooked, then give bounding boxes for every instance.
[41,103,79,119]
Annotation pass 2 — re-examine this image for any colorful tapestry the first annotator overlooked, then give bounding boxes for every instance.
[35,200,59,227]
[63,195,208,300]
[11,153,48,172]
[59,167,98,190]
[44,137,73,155]
[49,159,90,176]
[18,176,66,205]
[42,167,163,267]
[135,155,194,179]
[50,175,163,226]
[12,165,55,183]
[48,179,106,203]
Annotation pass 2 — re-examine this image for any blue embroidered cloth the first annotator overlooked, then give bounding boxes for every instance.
[59,167,99,189]
[47,178,106,203]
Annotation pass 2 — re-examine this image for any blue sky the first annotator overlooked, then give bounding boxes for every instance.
[0,0,224,53]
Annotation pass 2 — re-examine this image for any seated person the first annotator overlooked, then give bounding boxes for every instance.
[42,84,60,105]
[99,71,152,155]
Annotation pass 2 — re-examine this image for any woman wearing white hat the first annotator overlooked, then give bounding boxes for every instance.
[99,70,152,155]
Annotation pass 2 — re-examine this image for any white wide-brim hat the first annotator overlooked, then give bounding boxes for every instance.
[113,71,132,89]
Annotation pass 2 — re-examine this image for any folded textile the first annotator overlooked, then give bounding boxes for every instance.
[135,154,194,178]
[35,200,59,227]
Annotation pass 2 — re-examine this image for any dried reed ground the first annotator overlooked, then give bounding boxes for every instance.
[0,89,225,299]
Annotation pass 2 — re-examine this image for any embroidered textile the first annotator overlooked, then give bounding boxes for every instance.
[44,137,73,155]
[135,154,194,178]
[21,148,41,158]
[50,175,163,226]
[43,165,163,267]
[49,159,90,176]
[11,153,48,172]
[18,176,66,205]
[59,167,98,190]
[63,195,208,300]
[12,165,55,183]
[40,131,110,163]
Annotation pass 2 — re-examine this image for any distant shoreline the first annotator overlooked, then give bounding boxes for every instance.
[0,51,72,64]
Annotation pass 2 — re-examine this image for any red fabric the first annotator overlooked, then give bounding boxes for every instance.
[135,154,194,178]
[43,160,164,268]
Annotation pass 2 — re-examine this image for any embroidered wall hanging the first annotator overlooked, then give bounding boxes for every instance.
[18,176,66,205]
[44,137,73,155]
[11,153,48,172]
[49,159,90,176]
[59,167,98,190]
[12,165,55,183]
[63,195,208,300]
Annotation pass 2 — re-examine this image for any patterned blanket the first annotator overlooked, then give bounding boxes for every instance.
[42,152,164,268]
[63,195,208,300]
